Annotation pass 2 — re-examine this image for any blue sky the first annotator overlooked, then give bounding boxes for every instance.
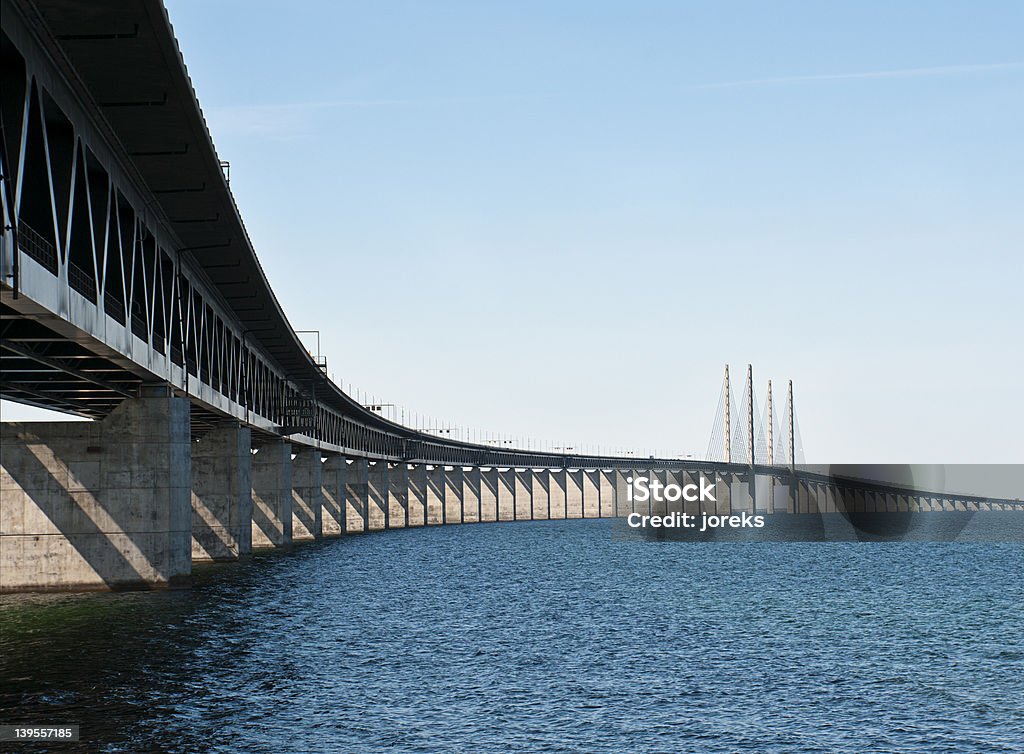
[5,1,1023,461]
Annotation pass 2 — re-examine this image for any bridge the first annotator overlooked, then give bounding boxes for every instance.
[1,0,1020,591]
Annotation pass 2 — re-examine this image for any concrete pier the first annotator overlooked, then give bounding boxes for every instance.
[566,470,583,518]
[426,466,445,525]
[514,469,532,520]
[346,459,369,532]
[649,470,668,517]
[368,462,388,530]
[1,389,192,591]
[715,473,733,515]
[191,422,252,561]
[583,470,600,518]
[408,464,427,526]
[682,471,700,517]
[599,470,616,517]
[251,440,293,548]
[464,467,482,523]
[321,455,346,536]
[613,470,629,515]
[731,475,754,514]
[498,469,515,521]
[291,449,323,541]
[481,468,499,522]
[445,466,464,524]
[549,470,567,519]
[664,469,684,517]
[531,469,549,520]
[389,463,409,528]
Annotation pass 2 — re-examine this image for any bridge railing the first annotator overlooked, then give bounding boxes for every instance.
[16,221,56,275]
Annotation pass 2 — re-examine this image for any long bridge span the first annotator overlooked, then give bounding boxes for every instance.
[1,0,1020,591]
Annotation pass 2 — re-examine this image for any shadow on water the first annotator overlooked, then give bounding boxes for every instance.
[0,540,330,753]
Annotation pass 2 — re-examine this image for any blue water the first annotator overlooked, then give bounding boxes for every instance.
[2,520,1023,753]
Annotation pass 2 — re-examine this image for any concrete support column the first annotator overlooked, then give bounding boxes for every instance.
[664,469,684,518]
[598,469,610,516]
[463,467,482,523]
[531,469,549,520]
[480,468,499,522]
[682,471,701,517]
[389,463,408,528]
[581,471,598,518]
[321,455,346,536]
[514,469,532,520]
[191,422,252,562]
[497,469,515,521]
[648,470,668,517]
[549,470,567,519]
[445,466,464,523]
[368,462,388,530]
[613,470,630,516]
[715,472,733,516]
[252,440,292,548]
[824,484,837,513]
[808,483,822,514]
[407,464,427,526]
[566,469,584,518]
[733,474,754,514]
[762,476,777,515]
[426,466,444,525]
[1,388,192,592]
[769,479,784,515]
[291,449,323,541]
[345,458,369,532]
[794,480,805,513]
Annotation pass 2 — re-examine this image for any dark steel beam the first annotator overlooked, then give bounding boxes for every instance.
[0,340,136,397]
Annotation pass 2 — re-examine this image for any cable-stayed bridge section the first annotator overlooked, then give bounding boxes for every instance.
[1,0,1021,592]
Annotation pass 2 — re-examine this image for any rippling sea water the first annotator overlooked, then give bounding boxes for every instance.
[2,520,1023,753]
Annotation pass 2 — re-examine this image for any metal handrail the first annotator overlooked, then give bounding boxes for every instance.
[16,221,58,274]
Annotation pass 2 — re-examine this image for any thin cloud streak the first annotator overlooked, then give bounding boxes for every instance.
[696,61,1024,90]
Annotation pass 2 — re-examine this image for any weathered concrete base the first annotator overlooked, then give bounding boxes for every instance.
[531,469,549,520]
[426,466,444,525]
[191,422,252,562]
[514,469,531,520]
[389,463,409,528]
[368,462,388,530]
[567,471,584,517]
[1,388,192,592]
[549,470,567,519]
[481,468,498,522]
[251,440,292,548]
[291,449,323,541]
[346,458,369,532]
[463,467,481,523]
[445,466,464,523]
[321,455,345,536]
[599,470,616,517]
[408,464,427,526]
[498,469,515,521]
